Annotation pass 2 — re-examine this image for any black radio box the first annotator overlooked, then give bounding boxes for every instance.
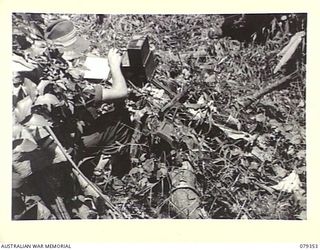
[121,36,158,87]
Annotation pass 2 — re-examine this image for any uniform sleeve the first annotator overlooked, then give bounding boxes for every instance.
[94,84,103,102]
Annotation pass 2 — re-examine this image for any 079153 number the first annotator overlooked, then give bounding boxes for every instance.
[300,244,319,248]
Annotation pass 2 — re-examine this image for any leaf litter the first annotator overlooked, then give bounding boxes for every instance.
[11,13,306,220]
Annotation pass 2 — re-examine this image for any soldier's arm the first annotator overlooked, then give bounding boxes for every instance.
[94,48,128,102]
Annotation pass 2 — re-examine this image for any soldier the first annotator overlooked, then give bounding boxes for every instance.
[45,19,133,177]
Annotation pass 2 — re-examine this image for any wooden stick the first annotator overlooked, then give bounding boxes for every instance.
[151,78,176,98]
[52,196,71,220]
[159,86,191,118]
[45,126,124,218]
[239,70,299,108]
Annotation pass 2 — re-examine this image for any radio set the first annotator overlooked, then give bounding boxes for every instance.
[82,36,158,87]
[120,36,158,87]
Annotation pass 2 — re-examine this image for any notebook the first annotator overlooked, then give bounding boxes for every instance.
[82,56,110,80]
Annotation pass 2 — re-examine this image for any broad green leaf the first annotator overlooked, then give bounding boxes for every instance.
[139,153,147,162]
[12,123,37,144]
[274,31,305,74]
[272,164,287,178]
[34,94,61,111]
[12,123,24,139]
[12,172,25,189]
[217,124,254,142]
[68,101,75,114]
[13,139,38,152]
[197,95,206,105]
[25,114,51,127]
[37,80,52,95]
[142,158,154,172]
[12,157,32,178]
[23,78,38,101]
[251,146,273,162]
[65,81,77,91]
[77,121,84,134]
[271,170,303,194]
[30,22,44,38]
[12,53,37,72]
[53,145,67,164]
[14,96,33,122]
[227,115,242,130]
[72,204,91,219]
[296,210,307,220]
[36,202,53,220]
[33,126,50,140]
[182,135,198,150]
[13,85,27,101]
[56,80,67,90]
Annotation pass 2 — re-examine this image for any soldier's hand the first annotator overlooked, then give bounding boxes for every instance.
[108,48,122,70]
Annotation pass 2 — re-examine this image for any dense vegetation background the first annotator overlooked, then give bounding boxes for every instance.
[12,13,306,219]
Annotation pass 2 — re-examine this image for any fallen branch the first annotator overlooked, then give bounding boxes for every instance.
[45,126,124,218]
[50,196,71,220]
[254,182,275,195]
[238,70,299,108]
[159,86,192,119]
[151,78,176,98]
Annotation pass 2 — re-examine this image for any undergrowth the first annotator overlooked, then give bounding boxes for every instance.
[12,13,306,220]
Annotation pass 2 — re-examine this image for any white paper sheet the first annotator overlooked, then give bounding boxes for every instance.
[83,56,110,80]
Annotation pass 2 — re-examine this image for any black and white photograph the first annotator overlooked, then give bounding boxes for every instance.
[11,13,307,220]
